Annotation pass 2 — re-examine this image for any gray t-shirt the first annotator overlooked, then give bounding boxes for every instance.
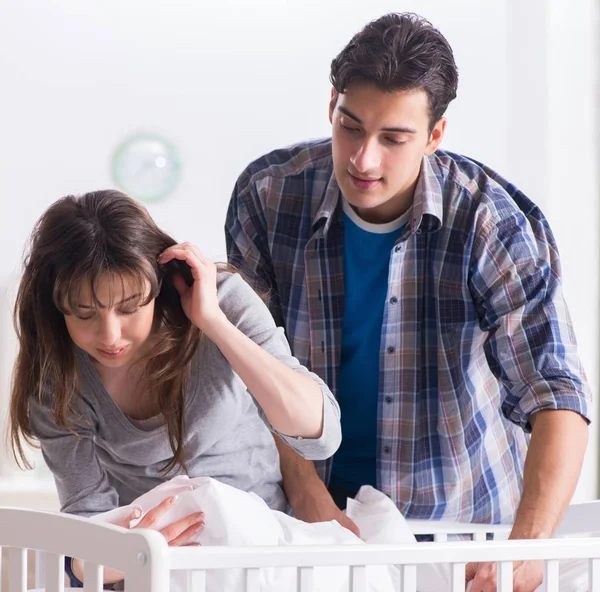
[29,273,341,516]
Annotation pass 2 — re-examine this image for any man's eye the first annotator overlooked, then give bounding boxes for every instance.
[386,137,407,146]
[341,122,360,133]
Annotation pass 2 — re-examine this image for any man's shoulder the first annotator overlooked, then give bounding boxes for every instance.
[430,150,556,250]
[235,138,334,190]
[431,150,543,221]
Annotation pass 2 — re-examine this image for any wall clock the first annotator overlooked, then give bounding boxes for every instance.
[111,133,181,202]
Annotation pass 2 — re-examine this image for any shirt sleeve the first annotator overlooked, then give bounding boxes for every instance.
[225,179,285,327]
[216,271,342,460]
[469,209,592,432]
[29,394,119,516]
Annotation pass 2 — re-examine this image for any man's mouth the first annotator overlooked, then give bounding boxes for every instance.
[349,172,382,190]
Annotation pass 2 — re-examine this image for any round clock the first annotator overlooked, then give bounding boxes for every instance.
[111,133,182,202]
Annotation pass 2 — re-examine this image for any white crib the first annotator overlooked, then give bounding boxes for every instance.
[1,502,600,592]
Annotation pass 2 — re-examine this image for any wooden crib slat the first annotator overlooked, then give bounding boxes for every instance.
[45,553,65,592]
[187,569,206,592]
[399,564,417,592]
[451,563,465,592]
[0,545,3,592]
[297,566,314,592]
[544,559,559,592]
[34,550,45,589]
[473,532,487,542]
[497,561,513,592]
[7,548,26,592]
[349,565,366,591]
[244,567,260,592]
[590,558,600,592]
[82,562,103,592]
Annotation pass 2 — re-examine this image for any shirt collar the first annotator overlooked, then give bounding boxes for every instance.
[409,154,444,234]
[311,170,342,234]
[311,153,445,235]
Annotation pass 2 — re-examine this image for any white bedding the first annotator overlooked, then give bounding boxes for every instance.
[86,476,587,592]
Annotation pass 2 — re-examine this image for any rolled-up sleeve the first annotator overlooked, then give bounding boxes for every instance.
[470,212,591,432]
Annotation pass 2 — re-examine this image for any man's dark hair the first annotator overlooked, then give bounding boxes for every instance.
[330,13,459,130]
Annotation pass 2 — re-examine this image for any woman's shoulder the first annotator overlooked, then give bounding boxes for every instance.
[216,269,262,308]
[215,269,275,333]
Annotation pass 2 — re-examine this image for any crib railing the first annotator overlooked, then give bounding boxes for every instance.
[405,499,600,542]
[3,505,600,592]
[0,507,169,592]
[168,539,600,591]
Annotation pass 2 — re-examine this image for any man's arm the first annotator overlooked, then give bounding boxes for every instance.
[274,435,360,536]
[510,409,588,540]
[466,409,588,590]
[466,206,591,591]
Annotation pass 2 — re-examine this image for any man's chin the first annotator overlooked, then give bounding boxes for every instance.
[344,193,388,212]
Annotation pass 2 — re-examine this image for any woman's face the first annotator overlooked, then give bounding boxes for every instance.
[63,273,156,369]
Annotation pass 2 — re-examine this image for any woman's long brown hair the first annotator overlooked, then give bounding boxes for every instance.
[9,190,201,473]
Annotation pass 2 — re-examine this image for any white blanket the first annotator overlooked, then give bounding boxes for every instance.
[88,476,588,592]
[92,476,401,592]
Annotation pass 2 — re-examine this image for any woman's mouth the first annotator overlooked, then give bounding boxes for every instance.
[97,346,129,359]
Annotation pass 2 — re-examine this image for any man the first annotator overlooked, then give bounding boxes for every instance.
[225,12,591,591]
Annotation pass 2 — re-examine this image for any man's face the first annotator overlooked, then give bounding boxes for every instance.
[329,82,446,224]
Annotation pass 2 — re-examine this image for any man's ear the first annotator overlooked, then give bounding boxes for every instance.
[425,117,447,155]
[329,87,338,124]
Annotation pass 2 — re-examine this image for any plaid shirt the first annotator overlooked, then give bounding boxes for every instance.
[225,138,591,524]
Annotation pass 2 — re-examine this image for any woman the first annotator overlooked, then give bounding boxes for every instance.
[9,189,341,585]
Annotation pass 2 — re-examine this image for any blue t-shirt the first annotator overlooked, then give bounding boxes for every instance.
[330,202,408,495]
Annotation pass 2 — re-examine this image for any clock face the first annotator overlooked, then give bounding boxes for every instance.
[111,134,181,202]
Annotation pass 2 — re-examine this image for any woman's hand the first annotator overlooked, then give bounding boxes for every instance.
[158,242,226,335]
[127,495,205,546]
[72,496,204,585]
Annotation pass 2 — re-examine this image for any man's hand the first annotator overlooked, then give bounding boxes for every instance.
[465,559,543,592]
[273,435,360,537]
[291,480,360,537]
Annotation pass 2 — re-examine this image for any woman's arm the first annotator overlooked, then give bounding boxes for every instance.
[29,396,118,516]
[203,307,324,438]
[30,397,120,586]
[208,273,342,459]
[159,243,341,459]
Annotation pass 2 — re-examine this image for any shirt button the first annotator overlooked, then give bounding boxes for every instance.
[394,245,402,253]
[389,296,398,304]
[383,446,391,454]
[385,396,393,404]
[387,346,395,354]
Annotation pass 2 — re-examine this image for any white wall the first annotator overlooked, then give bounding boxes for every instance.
[0,0,598,498]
